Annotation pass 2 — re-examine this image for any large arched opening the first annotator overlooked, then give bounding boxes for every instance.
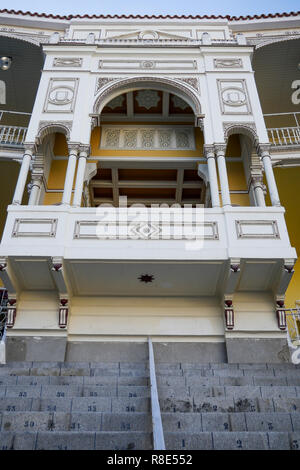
[89,77,206,208]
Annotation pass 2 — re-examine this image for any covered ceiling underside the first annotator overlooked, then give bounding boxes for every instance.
[0,35,44,127]
[253,38,300,125]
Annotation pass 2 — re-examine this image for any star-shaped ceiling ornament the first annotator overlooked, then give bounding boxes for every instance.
[138,274,154,283]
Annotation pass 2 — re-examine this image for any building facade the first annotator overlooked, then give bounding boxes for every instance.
[0,9,300,363]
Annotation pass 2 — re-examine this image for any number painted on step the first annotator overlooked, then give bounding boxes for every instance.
[292,440,299,449]
[121,422,131,430]
[88,405,97,412]
[6,406,16,411]
[47,405,56,411]
[223,422,229,430]
[236,439,243,449]
[89,392,98,397]
[19,392,27,397]
[267,422,273,430]
[71,422,81,430]
[24,421,35,428]
[56,392,65,397]
[126,406,135,412]
[129,393,137,397]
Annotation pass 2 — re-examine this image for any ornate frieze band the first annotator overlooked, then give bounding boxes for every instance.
[100,126,196,150]
[98,59,197,71]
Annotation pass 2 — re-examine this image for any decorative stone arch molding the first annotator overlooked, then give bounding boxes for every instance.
[93,76,203,117]
[0,32,43,48]
[223,122,259,146]
[255,34,300,50]
[36,121,72,145]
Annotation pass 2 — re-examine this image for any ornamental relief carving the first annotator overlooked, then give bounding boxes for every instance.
[44,78,79,113]
[217,79,251,115]
[95,77,121,94]
[223,122,258,143]
[53,58,82,67]
[213,58,243,69]
[173,77,200,92]
[101,126,195,150]
[124,130,138,148]
[93,76,202,115]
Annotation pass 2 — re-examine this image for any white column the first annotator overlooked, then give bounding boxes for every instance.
[259,145,280,206]
[252,176,266,207]
[204,145,220,208]
[28,176,42,206]
[215,145,231,207]
[62,146,78,205]
[73,149,88,207]
[12,148,33,205]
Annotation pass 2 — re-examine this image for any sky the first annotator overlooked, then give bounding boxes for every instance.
[0,0,300,17]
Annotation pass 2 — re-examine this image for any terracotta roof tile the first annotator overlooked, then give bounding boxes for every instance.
[0,8,299,21]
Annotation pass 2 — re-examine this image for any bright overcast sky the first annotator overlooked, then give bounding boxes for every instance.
[1,0,300,17]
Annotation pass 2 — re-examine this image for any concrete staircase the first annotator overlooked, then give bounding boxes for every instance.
[0,360,300,450]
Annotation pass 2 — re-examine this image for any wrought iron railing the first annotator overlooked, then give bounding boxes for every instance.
[0,125,27,147]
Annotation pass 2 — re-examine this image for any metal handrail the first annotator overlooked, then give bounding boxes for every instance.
[148,337,165,450]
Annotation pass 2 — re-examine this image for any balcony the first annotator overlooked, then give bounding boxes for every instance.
[0,125,27,148]
[0,204,296,298]
[265,112,300,151]
[267,126,300,147]
[0,110,30,151]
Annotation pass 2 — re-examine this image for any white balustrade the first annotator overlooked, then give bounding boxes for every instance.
[0,125,27,146]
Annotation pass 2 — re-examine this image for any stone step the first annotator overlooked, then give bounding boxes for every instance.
[164,432,300,450]
[0,411,152,432]
[0,431,152,450]
[1,430,299,450]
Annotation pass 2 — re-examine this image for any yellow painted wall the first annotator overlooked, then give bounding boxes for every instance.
[273,166,300,307]
[225,134,241,158]
[69,295,224,338]
[43,133,77,205]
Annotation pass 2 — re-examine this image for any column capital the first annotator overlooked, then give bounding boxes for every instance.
[194,115,205,129]
[67,143,81,156]
[257,143,271,158]
[203,144,215,158]
[89,114,100,129]
[214,143,227,155]
[78,144,90,156]
[24,143,36,155]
